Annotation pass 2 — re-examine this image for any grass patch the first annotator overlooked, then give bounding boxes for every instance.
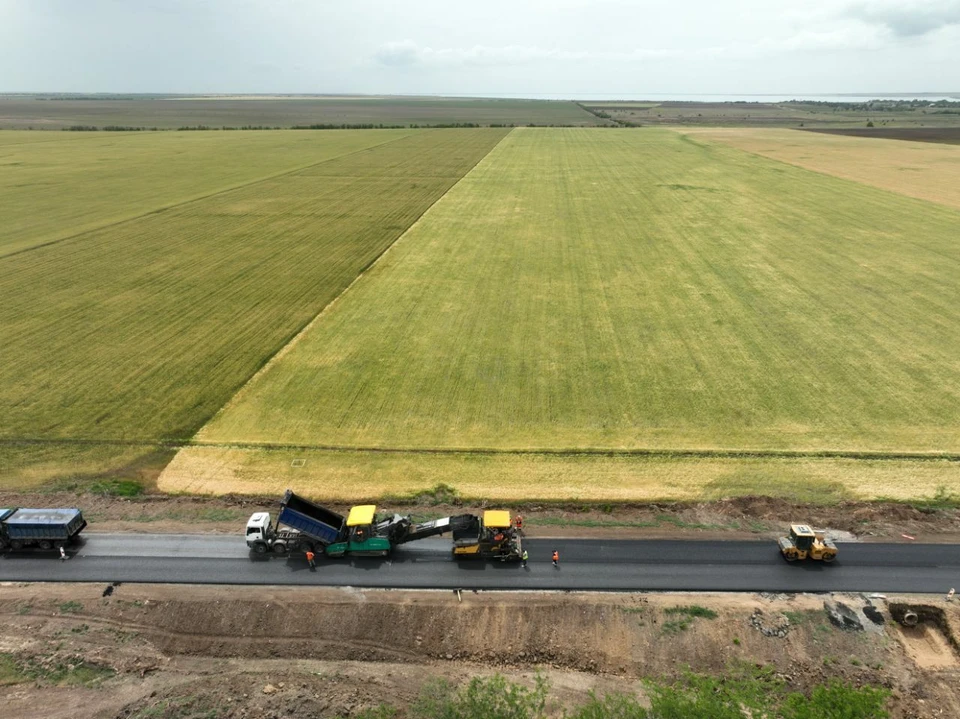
[665,605,719,620]
[408,668,890,718]
[58,601,83,614]
[906,484,960,511]
[662,619,694,634]
[0,654,26,686]
[90,478,144,497]
[662,605,718,634]
[0,653,113,688]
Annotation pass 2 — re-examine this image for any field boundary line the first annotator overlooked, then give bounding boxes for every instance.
[0,130,418,261]
[193,128,515,437]
[5,437,960,464]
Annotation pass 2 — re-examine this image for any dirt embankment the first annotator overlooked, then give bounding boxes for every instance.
[1,583,959,718]
[2,490,958,542]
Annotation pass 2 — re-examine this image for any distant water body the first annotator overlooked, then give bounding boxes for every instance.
[452,93,960,103]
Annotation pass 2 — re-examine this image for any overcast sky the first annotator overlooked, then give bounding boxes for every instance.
[0,0,957,96]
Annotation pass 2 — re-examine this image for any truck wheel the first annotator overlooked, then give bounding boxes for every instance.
[783,552,798,562]
[251,542,268,555]
[822,554,836,563]
[273,543,288,555]
[39,540,53,551]
[10,540,23,551]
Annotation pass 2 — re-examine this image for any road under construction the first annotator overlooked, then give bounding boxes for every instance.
[2,533,959,594]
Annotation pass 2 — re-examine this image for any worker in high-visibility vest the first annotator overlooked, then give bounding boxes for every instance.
[305,550,316,570]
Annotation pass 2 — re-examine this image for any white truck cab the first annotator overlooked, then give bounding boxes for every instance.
[246,512,272,549]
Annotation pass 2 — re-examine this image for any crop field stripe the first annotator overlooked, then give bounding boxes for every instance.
[203,128,515,428]
[0,130,417,260]
[0,129,509,442]
[199,128,960,454]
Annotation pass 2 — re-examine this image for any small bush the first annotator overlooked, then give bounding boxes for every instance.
[664,605,718,620]
[782,679,889,719]
[567,692,648,719]
[412,673,548,719]
[90,479,143,497]
[406,669,889,719]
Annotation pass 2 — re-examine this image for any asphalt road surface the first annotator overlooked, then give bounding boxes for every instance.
[1,535,959,593]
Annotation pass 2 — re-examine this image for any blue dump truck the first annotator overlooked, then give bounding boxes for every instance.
[246,490,346,555]
[0,508,87,552]
[246,489,521,560]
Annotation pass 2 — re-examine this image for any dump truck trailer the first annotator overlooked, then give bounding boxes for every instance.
[246,490,346,555]
[0,508,87,552]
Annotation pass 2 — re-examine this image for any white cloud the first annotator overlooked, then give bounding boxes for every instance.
[374,27,892,71]
[375,41,728,68]
[772,23,890,52]
[844,0,960,37]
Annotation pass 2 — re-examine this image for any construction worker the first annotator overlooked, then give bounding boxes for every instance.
[521,550,529,568]
[552,549,559,568]
[947,588,956,603]
[59,546,67,561]
[305,549,316,570]
[514,515,524,535]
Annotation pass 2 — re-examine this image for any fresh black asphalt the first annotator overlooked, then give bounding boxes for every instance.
[2,534,959,593]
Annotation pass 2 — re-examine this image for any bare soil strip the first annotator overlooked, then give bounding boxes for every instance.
[1,583,958,719]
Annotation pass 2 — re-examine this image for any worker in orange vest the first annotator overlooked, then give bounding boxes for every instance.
[305,550,316,570]
[514,515,524,534]
[552,550,559,567]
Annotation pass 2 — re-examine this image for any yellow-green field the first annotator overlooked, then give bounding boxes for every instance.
[0,129,507,444]
[681,127,960,210]
[160,445,960,503]
[6,125,960,503]
[0,129,415,256]
[199,128,960,455]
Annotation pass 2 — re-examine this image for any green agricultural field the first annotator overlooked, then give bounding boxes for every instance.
[201,128,960,456]
[0,129,414,256]
[0,129,508,447]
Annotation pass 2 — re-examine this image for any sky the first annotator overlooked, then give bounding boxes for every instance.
[0,0,957,97]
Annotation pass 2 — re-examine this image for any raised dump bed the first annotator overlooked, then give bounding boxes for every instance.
[276,490,345,546]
